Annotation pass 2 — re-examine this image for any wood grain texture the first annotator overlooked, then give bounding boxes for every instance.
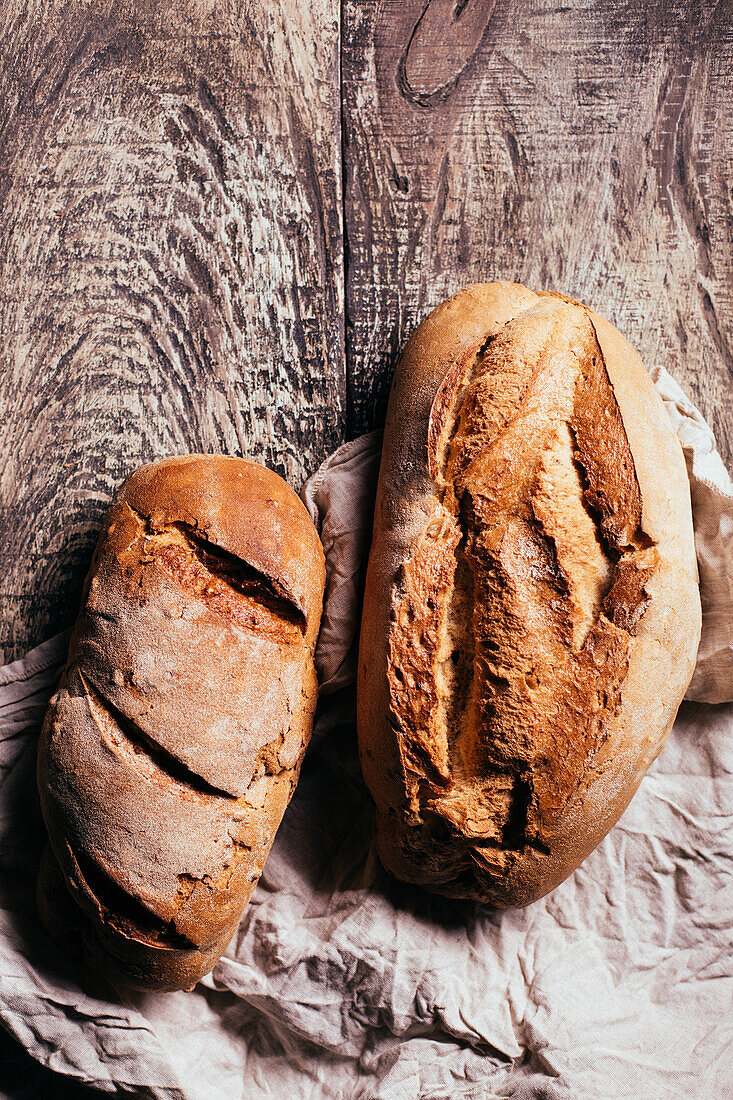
[342,0,733,467]
[0,0,344,660]
[2,0,733,663]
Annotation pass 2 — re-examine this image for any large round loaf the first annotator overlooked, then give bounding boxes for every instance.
[37,455,325,991]
[357,282,701,908]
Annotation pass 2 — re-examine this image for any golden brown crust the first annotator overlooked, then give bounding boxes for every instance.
[37,455,325,991]
[357,283,701,908]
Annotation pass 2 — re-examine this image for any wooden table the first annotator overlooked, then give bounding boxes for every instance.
[2,0,732,662]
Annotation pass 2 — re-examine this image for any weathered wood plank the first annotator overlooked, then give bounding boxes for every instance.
[3,0,733,665]
[0,0,344,661]
[342,0,733,469]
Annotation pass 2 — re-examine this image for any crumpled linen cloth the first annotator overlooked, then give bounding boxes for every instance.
[1,366,731,1100]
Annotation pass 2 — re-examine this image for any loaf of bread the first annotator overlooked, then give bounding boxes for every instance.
[37,455,325,991]
[357,282,701,908]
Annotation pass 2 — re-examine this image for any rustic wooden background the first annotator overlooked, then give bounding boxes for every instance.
[1,0,732,664]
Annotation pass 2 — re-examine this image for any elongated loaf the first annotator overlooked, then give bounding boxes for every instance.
[357,282,701,908]
[37,455,325,991]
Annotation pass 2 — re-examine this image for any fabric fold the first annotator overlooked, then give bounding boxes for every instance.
[0,366,731,1100]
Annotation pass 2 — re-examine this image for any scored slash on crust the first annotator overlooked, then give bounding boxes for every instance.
[37,455,326,990]
[384,298,660,904]
[127,504,307,639]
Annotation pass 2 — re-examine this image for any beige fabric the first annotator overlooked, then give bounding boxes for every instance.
[0,367,730,1099]
[648,365,732,703]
